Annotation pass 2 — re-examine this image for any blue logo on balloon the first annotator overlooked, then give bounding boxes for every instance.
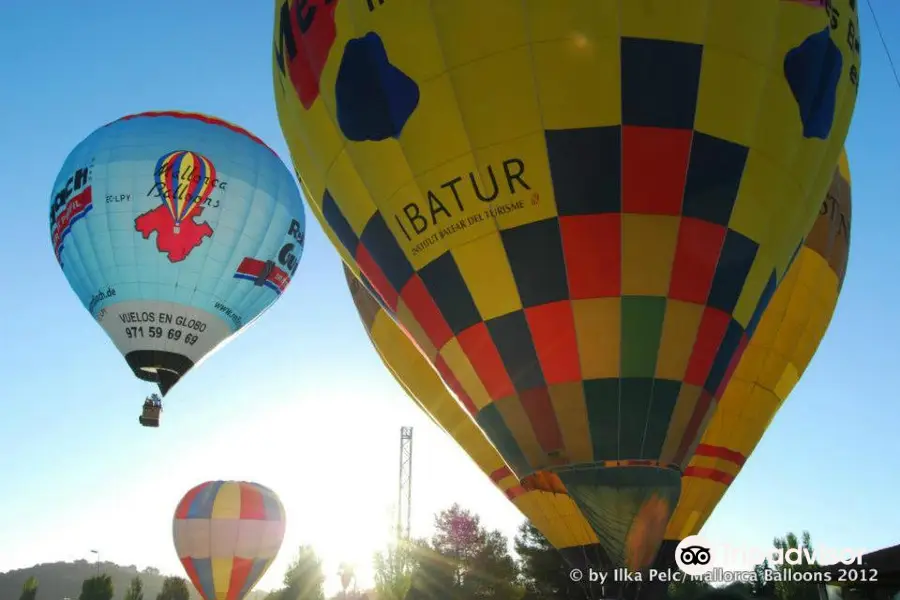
[784,27,843,140]
[335,32,420,142]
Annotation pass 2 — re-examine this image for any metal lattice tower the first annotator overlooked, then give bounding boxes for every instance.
[397,426,413,541]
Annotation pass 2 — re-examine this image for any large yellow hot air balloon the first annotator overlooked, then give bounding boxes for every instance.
[173,481,286,600]
[665,150,852,542]
[274,0,860,569]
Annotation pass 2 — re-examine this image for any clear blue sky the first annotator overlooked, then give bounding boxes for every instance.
[0,1,898,596]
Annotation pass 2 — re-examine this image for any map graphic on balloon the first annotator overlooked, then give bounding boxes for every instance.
[134,150,218,262]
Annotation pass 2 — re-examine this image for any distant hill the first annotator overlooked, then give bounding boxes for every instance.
[0,559,270,600]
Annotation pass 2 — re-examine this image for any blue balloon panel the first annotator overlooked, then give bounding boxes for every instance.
[49,111,306,395]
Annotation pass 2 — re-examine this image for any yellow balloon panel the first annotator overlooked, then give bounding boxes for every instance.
[344,266,598,550]
[666,150,852,540]
[276,0,860,568]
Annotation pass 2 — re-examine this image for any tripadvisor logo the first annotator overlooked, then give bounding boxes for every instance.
[674,535,864,577]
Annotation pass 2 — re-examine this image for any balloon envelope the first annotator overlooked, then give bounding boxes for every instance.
[50,111,305,396]
[173,481,286,600]
[665,150,852,541]
[275,0,860,569]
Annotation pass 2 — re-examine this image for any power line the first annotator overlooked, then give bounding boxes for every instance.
[864,0,900,92]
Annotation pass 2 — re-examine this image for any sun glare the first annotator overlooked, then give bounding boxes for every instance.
[309,502,397,591]
[241,388,406,593]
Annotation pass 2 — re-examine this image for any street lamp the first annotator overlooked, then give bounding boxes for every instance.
[89,550,100,576]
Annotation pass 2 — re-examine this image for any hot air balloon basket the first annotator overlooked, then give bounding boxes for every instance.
[139,407,161,427]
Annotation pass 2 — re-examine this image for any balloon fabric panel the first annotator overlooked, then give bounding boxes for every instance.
[50,111,306,396]
[275,0,860,569]
[665,150,852,540]
[173,481,286,600]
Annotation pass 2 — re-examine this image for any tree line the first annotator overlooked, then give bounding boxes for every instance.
[367,505,834,600]
[14,505,847,600]
[18,571,190,600]
[256,504,840,600]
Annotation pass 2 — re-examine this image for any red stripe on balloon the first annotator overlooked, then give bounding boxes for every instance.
[490,465,513,484]
[239,483,266,520]
[433,355,478,416]
[456,323,515,401]
[692,443,747,467]
[110,111,275,153]
[519,387,565,457]
[524,301,582,385]
[226,557,255,600]
[684,466,735,485]
[505,485,527,500]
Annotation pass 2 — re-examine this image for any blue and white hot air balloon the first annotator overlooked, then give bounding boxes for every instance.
[49,111,305,424]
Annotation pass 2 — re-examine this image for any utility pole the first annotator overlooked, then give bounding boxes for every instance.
[397,426,413,542]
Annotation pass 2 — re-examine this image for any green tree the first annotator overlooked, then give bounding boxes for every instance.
[748,531,824,600]
[431,504,482,588]
[78,574,114,600]
[460,528,522,599]
[407,504,522,600]
[271,544,326,600]
[515,522,599,599]
[19,576,38,600]
[750,558,777,598]
[373,541,415,600]
[407,538,456,600]
[124,576,145,600]
[769,531,820,600]
[155,576,189,600]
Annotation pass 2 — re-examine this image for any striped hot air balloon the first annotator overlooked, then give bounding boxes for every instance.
[173,481,286,600]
